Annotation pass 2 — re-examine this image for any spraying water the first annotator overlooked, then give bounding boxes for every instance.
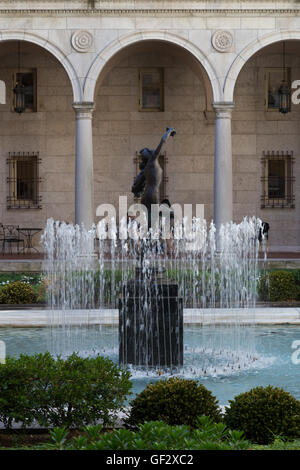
[41,216,263,377]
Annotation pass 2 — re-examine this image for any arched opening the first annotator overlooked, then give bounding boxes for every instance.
[0,40,76,235]
[93,39,215,221]
[232,40,300,251]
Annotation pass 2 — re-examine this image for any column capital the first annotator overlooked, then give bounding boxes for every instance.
[73,101,95,119]
[212,101,235,118]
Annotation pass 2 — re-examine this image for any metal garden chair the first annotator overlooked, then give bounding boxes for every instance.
[2,225,25,255]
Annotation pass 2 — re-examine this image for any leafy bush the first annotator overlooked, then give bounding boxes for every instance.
[0,352,131,429]
[224,386,300,444]
[38,417,250,450]
[0,281,38,304]
[290,270,300,300]
[126,377,221,428]
[258,270,298,302]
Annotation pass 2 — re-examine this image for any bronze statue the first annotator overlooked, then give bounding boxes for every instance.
[132,128,176,211]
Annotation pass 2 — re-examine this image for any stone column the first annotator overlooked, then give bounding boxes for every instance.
[212,102,234,233]
[73,102,95,228]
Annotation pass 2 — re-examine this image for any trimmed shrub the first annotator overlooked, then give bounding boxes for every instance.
[126,377,221,428]
[258,270,298,302]
[224,385,300,444]
[0,352,131,429]
[0,281,37,304]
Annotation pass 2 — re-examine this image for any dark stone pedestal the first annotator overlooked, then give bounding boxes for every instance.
[119,279,183,367]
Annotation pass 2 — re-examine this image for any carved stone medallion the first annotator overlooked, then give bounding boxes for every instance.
[71,30,93,52]
[212,30,233,52]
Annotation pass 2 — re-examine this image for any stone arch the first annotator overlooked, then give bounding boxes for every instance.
[84,30,221,103]
[0,30,81,102]
[224,30,300,102]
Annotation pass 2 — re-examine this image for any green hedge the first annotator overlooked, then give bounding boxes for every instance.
[0,273,42,286]
[0,352,131,429]
[258,270,299,301]
[1,268,299,305]
[291,270,300,300]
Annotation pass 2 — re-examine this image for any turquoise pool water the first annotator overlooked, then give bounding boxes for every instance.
[0,324,299,406]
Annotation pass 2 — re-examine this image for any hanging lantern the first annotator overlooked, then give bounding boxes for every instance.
[13,80,26,114]
[13,41,26,114]
[278,42,290,115]
[278,80,291,114]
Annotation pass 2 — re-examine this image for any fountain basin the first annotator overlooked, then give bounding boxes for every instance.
[0,323,300,406]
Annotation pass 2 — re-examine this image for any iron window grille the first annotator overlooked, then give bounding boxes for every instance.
[134,151,168,203]
[7,152,42,209]
[261,151,295,208]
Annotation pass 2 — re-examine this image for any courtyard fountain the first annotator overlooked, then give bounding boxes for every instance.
[41,128,263,378]
[41,213,262,377]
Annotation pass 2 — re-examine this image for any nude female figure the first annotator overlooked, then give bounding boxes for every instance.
[132,127,176,211]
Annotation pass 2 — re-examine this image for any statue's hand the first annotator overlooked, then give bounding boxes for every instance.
[167,127,176,137]
[162,127,176,142]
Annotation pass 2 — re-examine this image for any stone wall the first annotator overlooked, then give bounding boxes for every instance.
[233,42,300,249]
[0,41,75,232]
[0,33,299,250]
[93,42,213,222]
[93,41,300,249]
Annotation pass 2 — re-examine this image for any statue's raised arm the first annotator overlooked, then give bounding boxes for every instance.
[151,127,176,162]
